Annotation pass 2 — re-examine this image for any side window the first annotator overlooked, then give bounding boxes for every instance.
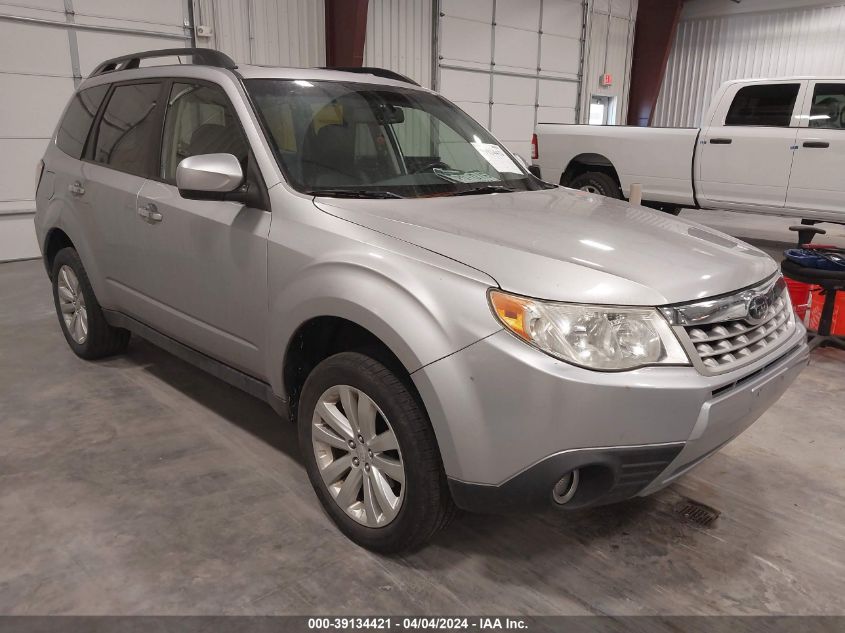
[725,84,800,127]
[809,83,845,129]
[94,83,161,176]
[160,82,249,183]
[55,84,109,159]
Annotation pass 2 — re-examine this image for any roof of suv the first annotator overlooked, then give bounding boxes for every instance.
[84,47,426,91]
[235,64,424,89]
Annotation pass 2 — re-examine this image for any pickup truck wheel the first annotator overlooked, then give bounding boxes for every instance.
[298,351,454,553]
[51,247,130,360]
[569,171,622,199]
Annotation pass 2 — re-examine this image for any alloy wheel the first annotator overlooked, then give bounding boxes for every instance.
[57,265,88,344]
[311,385,405,527]
[580,184,601,194]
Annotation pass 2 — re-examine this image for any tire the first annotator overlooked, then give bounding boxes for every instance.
[51,247,130,360]
[298,351,454,553]
[643,202,682,216]
[568,171,623,199]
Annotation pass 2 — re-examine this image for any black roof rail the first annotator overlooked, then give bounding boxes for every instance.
[322,66,420,86]
[90,48,237,77]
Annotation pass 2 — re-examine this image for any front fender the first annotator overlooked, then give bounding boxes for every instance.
[267,251,500,397]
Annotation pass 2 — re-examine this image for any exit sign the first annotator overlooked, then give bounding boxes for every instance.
[600,73,613,87]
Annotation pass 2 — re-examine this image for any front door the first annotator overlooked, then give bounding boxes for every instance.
[697,81,804,209]
[786,81,845,220]
[134,80,270,378]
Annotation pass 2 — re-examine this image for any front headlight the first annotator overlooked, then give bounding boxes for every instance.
[489,289,690,371]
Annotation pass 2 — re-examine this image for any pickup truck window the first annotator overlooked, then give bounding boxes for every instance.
[245,79,549,198]
[809,84,845,129]
[725,83,799,127]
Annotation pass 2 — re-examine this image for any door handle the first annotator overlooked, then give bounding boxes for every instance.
[69,181,85,196]
[709,138,733,144]
[137,202,162,224]
[802,141,830,149]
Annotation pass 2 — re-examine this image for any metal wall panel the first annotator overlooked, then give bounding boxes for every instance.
[192,0,325,66]
[654,2,845,128]
[581,0,636,125]
[364,0,433,88]
[0,0,191,261]
[436,0,588,158]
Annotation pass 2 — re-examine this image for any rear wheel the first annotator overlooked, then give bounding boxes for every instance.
[51,247,130,359]
[298,351,454,552]
[569,171,622,199]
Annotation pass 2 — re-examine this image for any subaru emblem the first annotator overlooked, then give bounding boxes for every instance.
[747,294,770,322]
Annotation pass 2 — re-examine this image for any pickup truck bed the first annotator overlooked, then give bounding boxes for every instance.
[537,125,699,207]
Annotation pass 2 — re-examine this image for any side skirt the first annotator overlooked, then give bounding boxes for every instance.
[103,309,290,419]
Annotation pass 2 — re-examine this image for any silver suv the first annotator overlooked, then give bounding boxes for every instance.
[35,49,809,552]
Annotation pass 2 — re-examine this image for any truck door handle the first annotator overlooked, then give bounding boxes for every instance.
[137,202,162,224]
[68,181,85,196]
[709,138,732,144]
[803,141,830,149]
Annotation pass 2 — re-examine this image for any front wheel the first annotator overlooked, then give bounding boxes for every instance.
[568,171,622,199]
[298,352,454,552]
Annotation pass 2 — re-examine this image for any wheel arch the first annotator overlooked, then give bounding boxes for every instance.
[283,315,420,420]
[42,227,75,277]
[561,153,621,188]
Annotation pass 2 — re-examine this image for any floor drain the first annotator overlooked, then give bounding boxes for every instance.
[675,499,721,527]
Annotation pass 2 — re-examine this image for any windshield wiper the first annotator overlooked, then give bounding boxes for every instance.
[448,185,517,196]
[307,189,403,199]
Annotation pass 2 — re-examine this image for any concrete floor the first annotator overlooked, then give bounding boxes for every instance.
[1,214,844,615]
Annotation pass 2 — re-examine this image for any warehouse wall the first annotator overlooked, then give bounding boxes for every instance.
[364,0,433,88]
[653,0,845,127]
[192,0,325,66]
[365,0,637,157]
[581,0,637,126]
[431,0,587,159]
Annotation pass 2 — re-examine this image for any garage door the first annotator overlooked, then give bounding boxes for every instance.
[436,0,585,158]
[0,1,191,262]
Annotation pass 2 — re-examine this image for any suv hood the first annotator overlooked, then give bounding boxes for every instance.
[314,188,777,306]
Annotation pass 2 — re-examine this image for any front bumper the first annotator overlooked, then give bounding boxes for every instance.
[412,323,808,512]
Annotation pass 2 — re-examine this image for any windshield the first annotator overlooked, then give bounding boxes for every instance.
[245,79,551,198]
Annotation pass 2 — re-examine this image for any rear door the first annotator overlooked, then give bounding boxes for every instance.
[134,80,270,377]
[786,81,845,219]
[81,80,165,310]
[696,81,805,209]
[49,84,109,290]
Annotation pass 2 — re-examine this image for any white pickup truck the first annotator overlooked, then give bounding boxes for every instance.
[534,77,845,223]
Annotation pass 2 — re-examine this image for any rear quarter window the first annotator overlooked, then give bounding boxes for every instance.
[55,84,109,159]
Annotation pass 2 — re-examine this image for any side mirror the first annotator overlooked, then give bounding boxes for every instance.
[176,153,244,201]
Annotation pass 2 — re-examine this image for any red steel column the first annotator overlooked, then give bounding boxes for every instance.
[325,0,369,67]
[626,0,684,126]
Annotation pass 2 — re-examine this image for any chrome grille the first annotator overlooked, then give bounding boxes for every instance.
[661,276,796,375]
[687,293,792,370]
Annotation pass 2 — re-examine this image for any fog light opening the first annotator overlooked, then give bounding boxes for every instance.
[552,469,580,505]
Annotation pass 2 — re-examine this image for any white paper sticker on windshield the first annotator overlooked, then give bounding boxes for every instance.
[432,168,497,184]
[471,142,522,174]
